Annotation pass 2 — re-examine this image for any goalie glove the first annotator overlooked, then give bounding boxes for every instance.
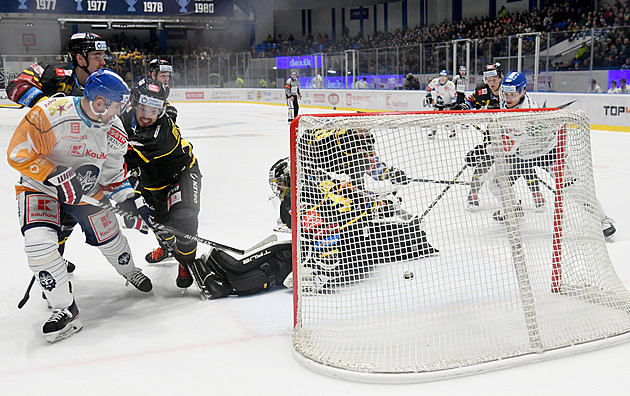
[423,94,433,107]
[45,166,83,205]
[117,193,151,234]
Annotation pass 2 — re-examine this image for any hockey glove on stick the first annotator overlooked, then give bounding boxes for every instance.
[423,95,433,107]
[117,194,151,234]
[45,166,83,205]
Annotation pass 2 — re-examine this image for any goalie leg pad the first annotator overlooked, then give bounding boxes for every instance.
[207,241,292,295]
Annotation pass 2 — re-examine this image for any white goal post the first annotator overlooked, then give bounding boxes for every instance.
[289,108,630,383]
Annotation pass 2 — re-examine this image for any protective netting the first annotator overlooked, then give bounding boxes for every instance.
[290,109,630,382]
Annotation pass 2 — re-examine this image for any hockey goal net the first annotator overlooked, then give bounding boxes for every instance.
[289,108,630,383]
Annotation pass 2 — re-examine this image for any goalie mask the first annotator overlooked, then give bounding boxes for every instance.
[83,68,130,127]
[269,157,290,198]
[130,78,170,119]
[500,71,527,108]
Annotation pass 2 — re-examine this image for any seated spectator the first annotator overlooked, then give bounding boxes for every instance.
[358,77,369,89]
[608,80,621,93]
[620,78,630,93]
[588,79,602,93]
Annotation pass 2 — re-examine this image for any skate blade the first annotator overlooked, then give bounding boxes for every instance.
[45,319,83,344]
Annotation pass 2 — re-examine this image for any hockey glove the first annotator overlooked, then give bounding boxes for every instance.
[117,194,151,234]
[465,144,493,167]
[423,95,433,107]
[389,168,409,185]
[45,166,83,205]
[165,105,178,123]
[451,102,471,111]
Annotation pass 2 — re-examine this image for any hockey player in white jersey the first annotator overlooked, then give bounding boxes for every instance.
[7,69,153,343]
[425,70,457,138]
[490,72,616,238]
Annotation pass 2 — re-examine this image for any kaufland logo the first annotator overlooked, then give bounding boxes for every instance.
[186,92,204,99]
[328,93,340,105]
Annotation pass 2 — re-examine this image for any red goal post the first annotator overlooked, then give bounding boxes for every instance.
[289,108,630,383]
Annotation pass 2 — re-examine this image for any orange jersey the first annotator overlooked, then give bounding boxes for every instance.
[7,96,128,199]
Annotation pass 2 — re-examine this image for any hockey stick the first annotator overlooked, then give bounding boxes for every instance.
[419,164,468,222]
[17,275,36,309]
[410,177,471,186]
[81,196,245,255]
[0,104,25,110]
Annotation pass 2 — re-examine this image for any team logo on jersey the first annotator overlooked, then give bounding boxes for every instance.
[55,68,73,77]
[68,143,85,156]
[38,271,56,292]
[48,98,71,116]
[117,252,131,266]
[107,128,127,146]
[75,165,99,193]
[478,88,488,95]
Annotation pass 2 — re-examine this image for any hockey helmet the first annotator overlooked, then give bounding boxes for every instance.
[148,59,173,76]
[500,71,527,99]
[84,68,130,104]
[483,62,504,83]
[459,65,467,72]
[130,78,170,117]
[83,68,130,125]
[67,32,109,65]
[439,70,448,77]
[269,157,290,198]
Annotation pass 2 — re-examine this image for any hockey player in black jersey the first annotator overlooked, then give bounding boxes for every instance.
[5,32,110,274]
[120,78,202,291]
[147,58,178,123]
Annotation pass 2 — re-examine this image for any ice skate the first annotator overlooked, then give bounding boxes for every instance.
[123,268,153,292]
[145,246,171,264]
[176,263,194,289]
[43,300,82,343]
[602,216,616,239]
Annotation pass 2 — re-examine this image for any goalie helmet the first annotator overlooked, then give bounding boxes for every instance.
[67,32,109,66]
[148,59,173,76]
[269,157,290,198]
[130,78,170,116]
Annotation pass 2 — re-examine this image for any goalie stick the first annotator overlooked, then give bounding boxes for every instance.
[410,177,470,186]
[81,196,245,255]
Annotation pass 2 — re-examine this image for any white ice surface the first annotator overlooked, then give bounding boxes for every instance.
[0,103,629,395]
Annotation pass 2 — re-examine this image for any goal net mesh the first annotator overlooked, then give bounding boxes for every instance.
[290,109,630,381]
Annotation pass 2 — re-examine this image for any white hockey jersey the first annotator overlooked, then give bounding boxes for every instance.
[496,93,557,159]
[426,78,456,108]
[7,96,129,200]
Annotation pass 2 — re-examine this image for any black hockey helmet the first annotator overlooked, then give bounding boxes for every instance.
[483,62,504,83]
[130,78,170,116]
[67,32,109,66]
[148,58,173,77]
[269,157,290,198]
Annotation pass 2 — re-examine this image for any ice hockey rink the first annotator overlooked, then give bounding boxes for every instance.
[1,102,629,395]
